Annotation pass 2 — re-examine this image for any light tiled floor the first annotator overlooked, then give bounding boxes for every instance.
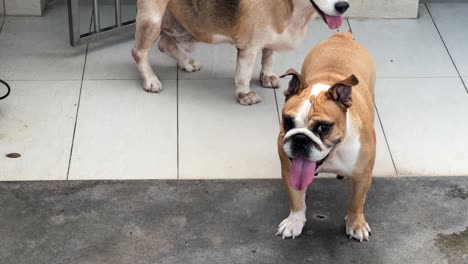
[178,80,279,179]
[376,77,468,176]
[0,81,80,180]
[0,1,467,180]
[349,5,457,78]
[427,3,468,77]
[0,2,89,81]
[68,80,178,180]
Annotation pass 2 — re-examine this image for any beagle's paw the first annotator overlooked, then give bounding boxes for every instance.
[260,73,280,88]
[180,59,202,72]
[345,214,371,242]
[236,91,262,105]
[142,75,162,93]
[276,210,306,239]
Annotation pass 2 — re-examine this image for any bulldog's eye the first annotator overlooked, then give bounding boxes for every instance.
[316,124,332,134]
[283,115,295,132]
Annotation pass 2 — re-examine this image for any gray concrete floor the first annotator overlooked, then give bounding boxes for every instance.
[0,177,467,264]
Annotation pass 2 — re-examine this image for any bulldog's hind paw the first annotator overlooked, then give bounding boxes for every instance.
[276,211,306,239]
[345,214,371,242]
[180,59,202,72]
[260,73,280,88]
[236,91,262,105]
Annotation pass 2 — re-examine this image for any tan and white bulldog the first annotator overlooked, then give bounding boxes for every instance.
[132,0,350,105]
[277,31,376,242]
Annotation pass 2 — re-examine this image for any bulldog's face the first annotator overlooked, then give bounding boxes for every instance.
[279,69,358,191]
[310,0,350,29]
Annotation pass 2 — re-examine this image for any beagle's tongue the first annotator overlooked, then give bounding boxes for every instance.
[324,15,343,29]
[289,156,317,191]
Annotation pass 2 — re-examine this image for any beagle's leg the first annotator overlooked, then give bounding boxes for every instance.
[158,34,202,72]
[234,47,261,105]
[131,0,169,92]
[260,48,280,88]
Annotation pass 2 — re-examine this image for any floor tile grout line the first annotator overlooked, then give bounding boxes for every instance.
[66,43,88,180]
[375,105,399,177]
[0,14,5,34]
[347,17,398,177]
[0,0,5,33]
[0,17,4,34]
[66,10,94,180]
[273,89,280,124]
[176,64,180,180]
[346,18,352,31]
[425,3,468,94]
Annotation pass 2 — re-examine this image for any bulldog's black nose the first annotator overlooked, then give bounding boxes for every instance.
[293,134,311,146]
[292,134,311,157]
[292,134,313,157]
[335,1,349,14]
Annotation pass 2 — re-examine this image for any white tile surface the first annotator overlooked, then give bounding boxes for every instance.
[349,5,457,78]
[178,20,349,80]
[4,0,43,16]
[84,5,177,81]
[427,3,468,77]
[0,3,88,81]
[68,80,177,180]
[374,113,397,177]
[376,77,468,176]
[179,80,280,179]
[0,81,80,181]
[275,80,396,177]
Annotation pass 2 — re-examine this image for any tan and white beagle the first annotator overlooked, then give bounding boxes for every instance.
[132,0,350,105]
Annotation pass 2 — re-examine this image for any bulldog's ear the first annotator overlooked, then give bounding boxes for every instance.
[328,75,359,109]
[280,68,306,100]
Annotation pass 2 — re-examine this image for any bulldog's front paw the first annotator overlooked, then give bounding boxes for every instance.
[260,73,280,88]
[180,59,202,72]
[345,214,371,242]
[142,75,162,93]
[236,91,262,105]
[276,210,306,239]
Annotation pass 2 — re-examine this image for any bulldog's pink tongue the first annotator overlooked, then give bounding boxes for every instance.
[324,15,343,29]
[289,156,317,191]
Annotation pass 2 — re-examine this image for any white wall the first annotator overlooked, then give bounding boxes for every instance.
[4,0,47,16]
[347,0,419,18]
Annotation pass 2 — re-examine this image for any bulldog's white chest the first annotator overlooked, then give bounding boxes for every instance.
[316,114,361,176]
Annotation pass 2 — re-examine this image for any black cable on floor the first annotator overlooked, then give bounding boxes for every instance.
[0,79,10,100]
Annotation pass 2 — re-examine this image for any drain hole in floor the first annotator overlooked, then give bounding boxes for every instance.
[314,214,327,220]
